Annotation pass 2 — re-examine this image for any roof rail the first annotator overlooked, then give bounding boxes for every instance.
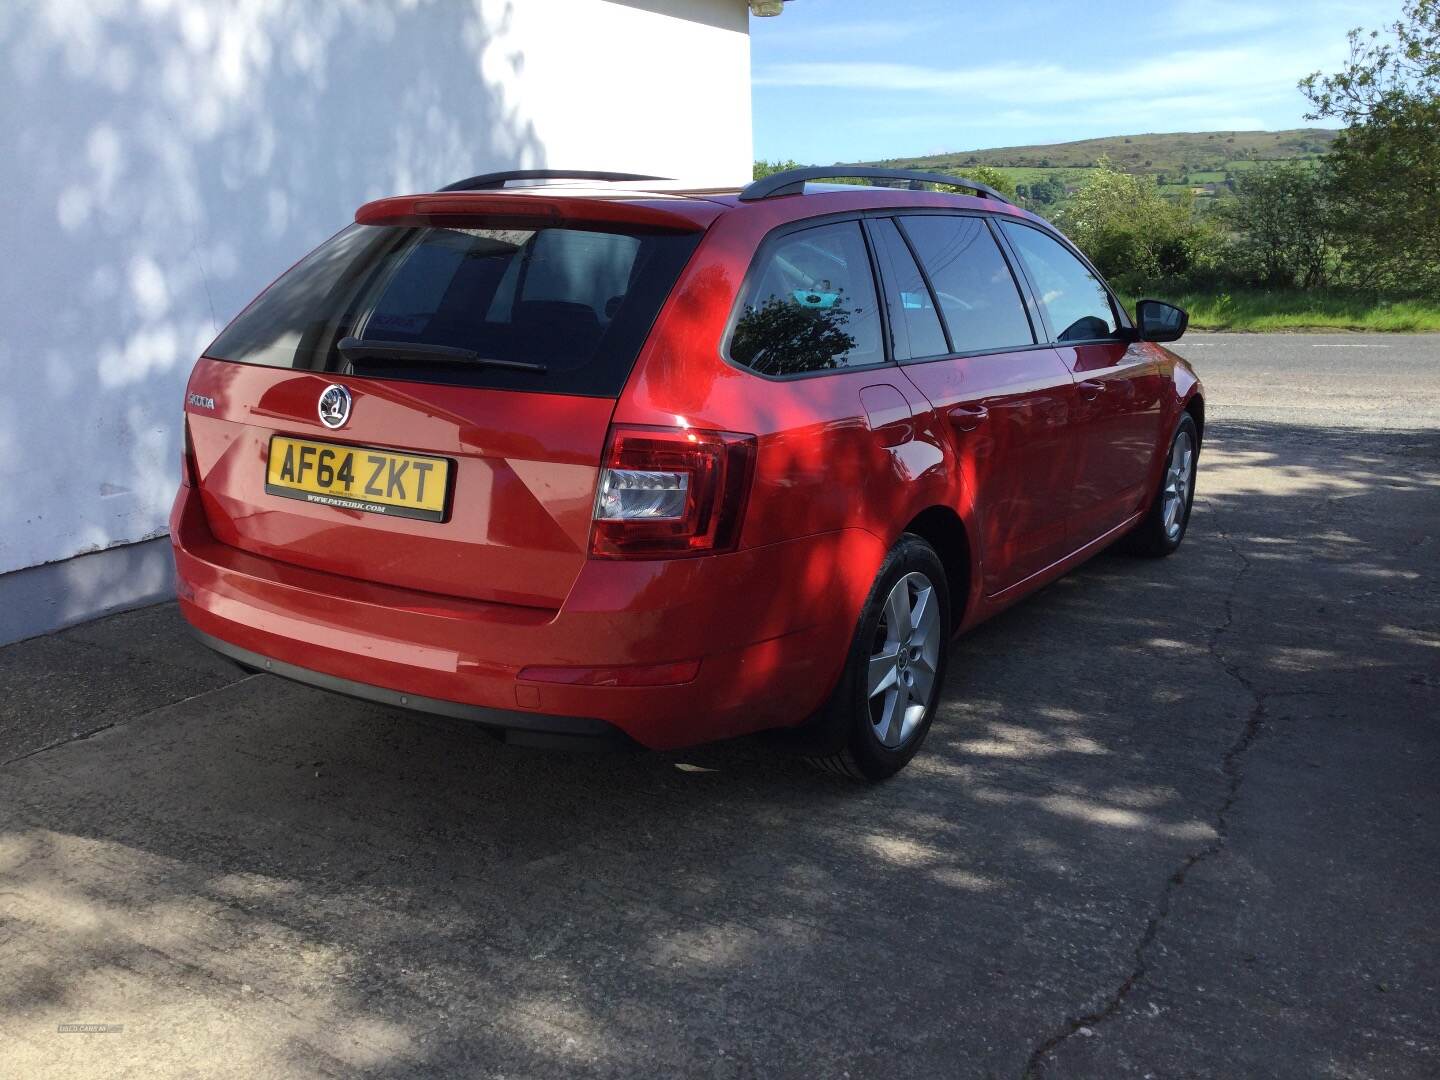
[738,166,1014,205]
[438,170,670,193]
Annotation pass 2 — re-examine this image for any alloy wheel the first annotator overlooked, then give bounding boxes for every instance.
[867,571,942,748]
[1162,429,1195,540]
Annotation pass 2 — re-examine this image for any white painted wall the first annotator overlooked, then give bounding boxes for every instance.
[0,0,751,584]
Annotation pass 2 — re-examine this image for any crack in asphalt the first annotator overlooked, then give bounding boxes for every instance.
[1021,501,1269,1078]
[0,674,259,770]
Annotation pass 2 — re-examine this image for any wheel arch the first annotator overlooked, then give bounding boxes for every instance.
[901,506,973,631]
[1184,392,1205,445]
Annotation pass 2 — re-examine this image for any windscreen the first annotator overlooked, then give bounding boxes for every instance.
[205,221,700,396]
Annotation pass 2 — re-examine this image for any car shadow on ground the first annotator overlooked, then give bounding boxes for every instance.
[1,420,1437,1078]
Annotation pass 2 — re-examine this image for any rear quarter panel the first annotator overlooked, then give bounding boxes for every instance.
[612,198,983,656]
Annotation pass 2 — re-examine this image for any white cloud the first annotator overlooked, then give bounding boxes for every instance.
[1161,0,1384,38]
[753,37,1350,127]
[759,44,1319,99]
[1161,0,1288,36]
[751,0,1364,161]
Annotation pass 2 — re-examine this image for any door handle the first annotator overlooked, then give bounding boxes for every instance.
[1077,379,1106,400]
[948,404,989,431]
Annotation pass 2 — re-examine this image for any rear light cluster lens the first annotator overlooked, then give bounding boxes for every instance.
[590,425,757,559]
[596,468,690,522]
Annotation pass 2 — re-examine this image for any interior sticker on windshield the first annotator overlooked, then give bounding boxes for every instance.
[792,289,840,309]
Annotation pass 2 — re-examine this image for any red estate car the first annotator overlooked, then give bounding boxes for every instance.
[172,167,1202,779]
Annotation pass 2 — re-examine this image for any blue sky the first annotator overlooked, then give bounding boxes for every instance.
[750,0,1396,162]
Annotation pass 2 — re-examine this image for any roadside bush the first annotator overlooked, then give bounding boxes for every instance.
[1223,162,1335,287]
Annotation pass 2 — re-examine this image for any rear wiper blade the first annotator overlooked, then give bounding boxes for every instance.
[337,336,547,373]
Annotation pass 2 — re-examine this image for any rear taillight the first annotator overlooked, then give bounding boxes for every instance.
[590,425,757,559]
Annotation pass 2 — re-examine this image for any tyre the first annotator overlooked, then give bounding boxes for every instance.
[1124,413,1199,558]
[805,534,951,781]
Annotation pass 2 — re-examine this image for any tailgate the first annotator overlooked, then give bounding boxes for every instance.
[187,360,613,609]
[183,202,705,608]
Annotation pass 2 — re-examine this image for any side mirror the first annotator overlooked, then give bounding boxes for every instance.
[1135,299,1188,343]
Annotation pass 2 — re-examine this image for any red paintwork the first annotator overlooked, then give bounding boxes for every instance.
[186,360,614,609]
[172,184,1202,749]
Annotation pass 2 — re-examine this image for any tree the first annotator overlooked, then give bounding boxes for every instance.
[1300,0,1440,122]
[1224,163,1334,287]
[1301,0,1440,290]
[961,165,1017,201]
[1057,160,1219,289]
[753,159,806,180]
[1026,176,1066,206]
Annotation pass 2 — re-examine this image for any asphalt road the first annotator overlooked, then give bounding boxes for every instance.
[1176,331,1440,428]
[2,333,1437,1078]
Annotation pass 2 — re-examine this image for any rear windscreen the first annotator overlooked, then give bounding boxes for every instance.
[205,221,700,396]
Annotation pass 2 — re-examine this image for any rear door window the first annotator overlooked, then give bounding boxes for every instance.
[728,220,884,376]
[998,221,1120,343]
[898,215,1035,355]
[205,221,699,396]
[868,218,949,361]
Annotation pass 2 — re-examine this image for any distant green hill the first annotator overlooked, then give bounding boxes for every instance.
[864,128,1337,176]
[857,128,1339,207]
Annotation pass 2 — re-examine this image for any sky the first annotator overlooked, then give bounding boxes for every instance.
[749,0,1399,162]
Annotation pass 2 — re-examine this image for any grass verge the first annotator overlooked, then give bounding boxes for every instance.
[1120,290,1440,332]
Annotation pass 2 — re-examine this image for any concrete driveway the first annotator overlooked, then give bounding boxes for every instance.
[2,334,1437,1078]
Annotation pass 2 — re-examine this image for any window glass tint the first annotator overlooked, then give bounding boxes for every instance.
[869,218,948,361]
[729,221,883,376]
[899,215,1034,353]
[206,224,375,370]
[999,222,1118,343]
[205,222,698,396]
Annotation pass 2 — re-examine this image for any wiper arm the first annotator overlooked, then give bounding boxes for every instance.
[337,336,547,373]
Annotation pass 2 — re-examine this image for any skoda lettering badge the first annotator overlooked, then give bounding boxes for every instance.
[318,384,351,429]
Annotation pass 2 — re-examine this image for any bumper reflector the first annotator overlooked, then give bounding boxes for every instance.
[518,659,701,688]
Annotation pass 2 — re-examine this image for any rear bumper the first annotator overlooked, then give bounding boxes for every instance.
[170,484,883,750]
[194,630,627,748]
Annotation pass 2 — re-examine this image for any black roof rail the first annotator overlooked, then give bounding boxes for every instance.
[739,166,1014,205]
[438,169,670,193]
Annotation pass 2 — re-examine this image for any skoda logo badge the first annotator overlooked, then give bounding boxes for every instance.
[318,384,351,429]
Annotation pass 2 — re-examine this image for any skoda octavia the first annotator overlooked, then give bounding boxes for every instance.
[172,167,1202,779]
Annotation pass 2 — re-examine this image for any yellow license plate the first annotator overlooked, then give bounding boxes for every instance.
[265,436,451,523]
